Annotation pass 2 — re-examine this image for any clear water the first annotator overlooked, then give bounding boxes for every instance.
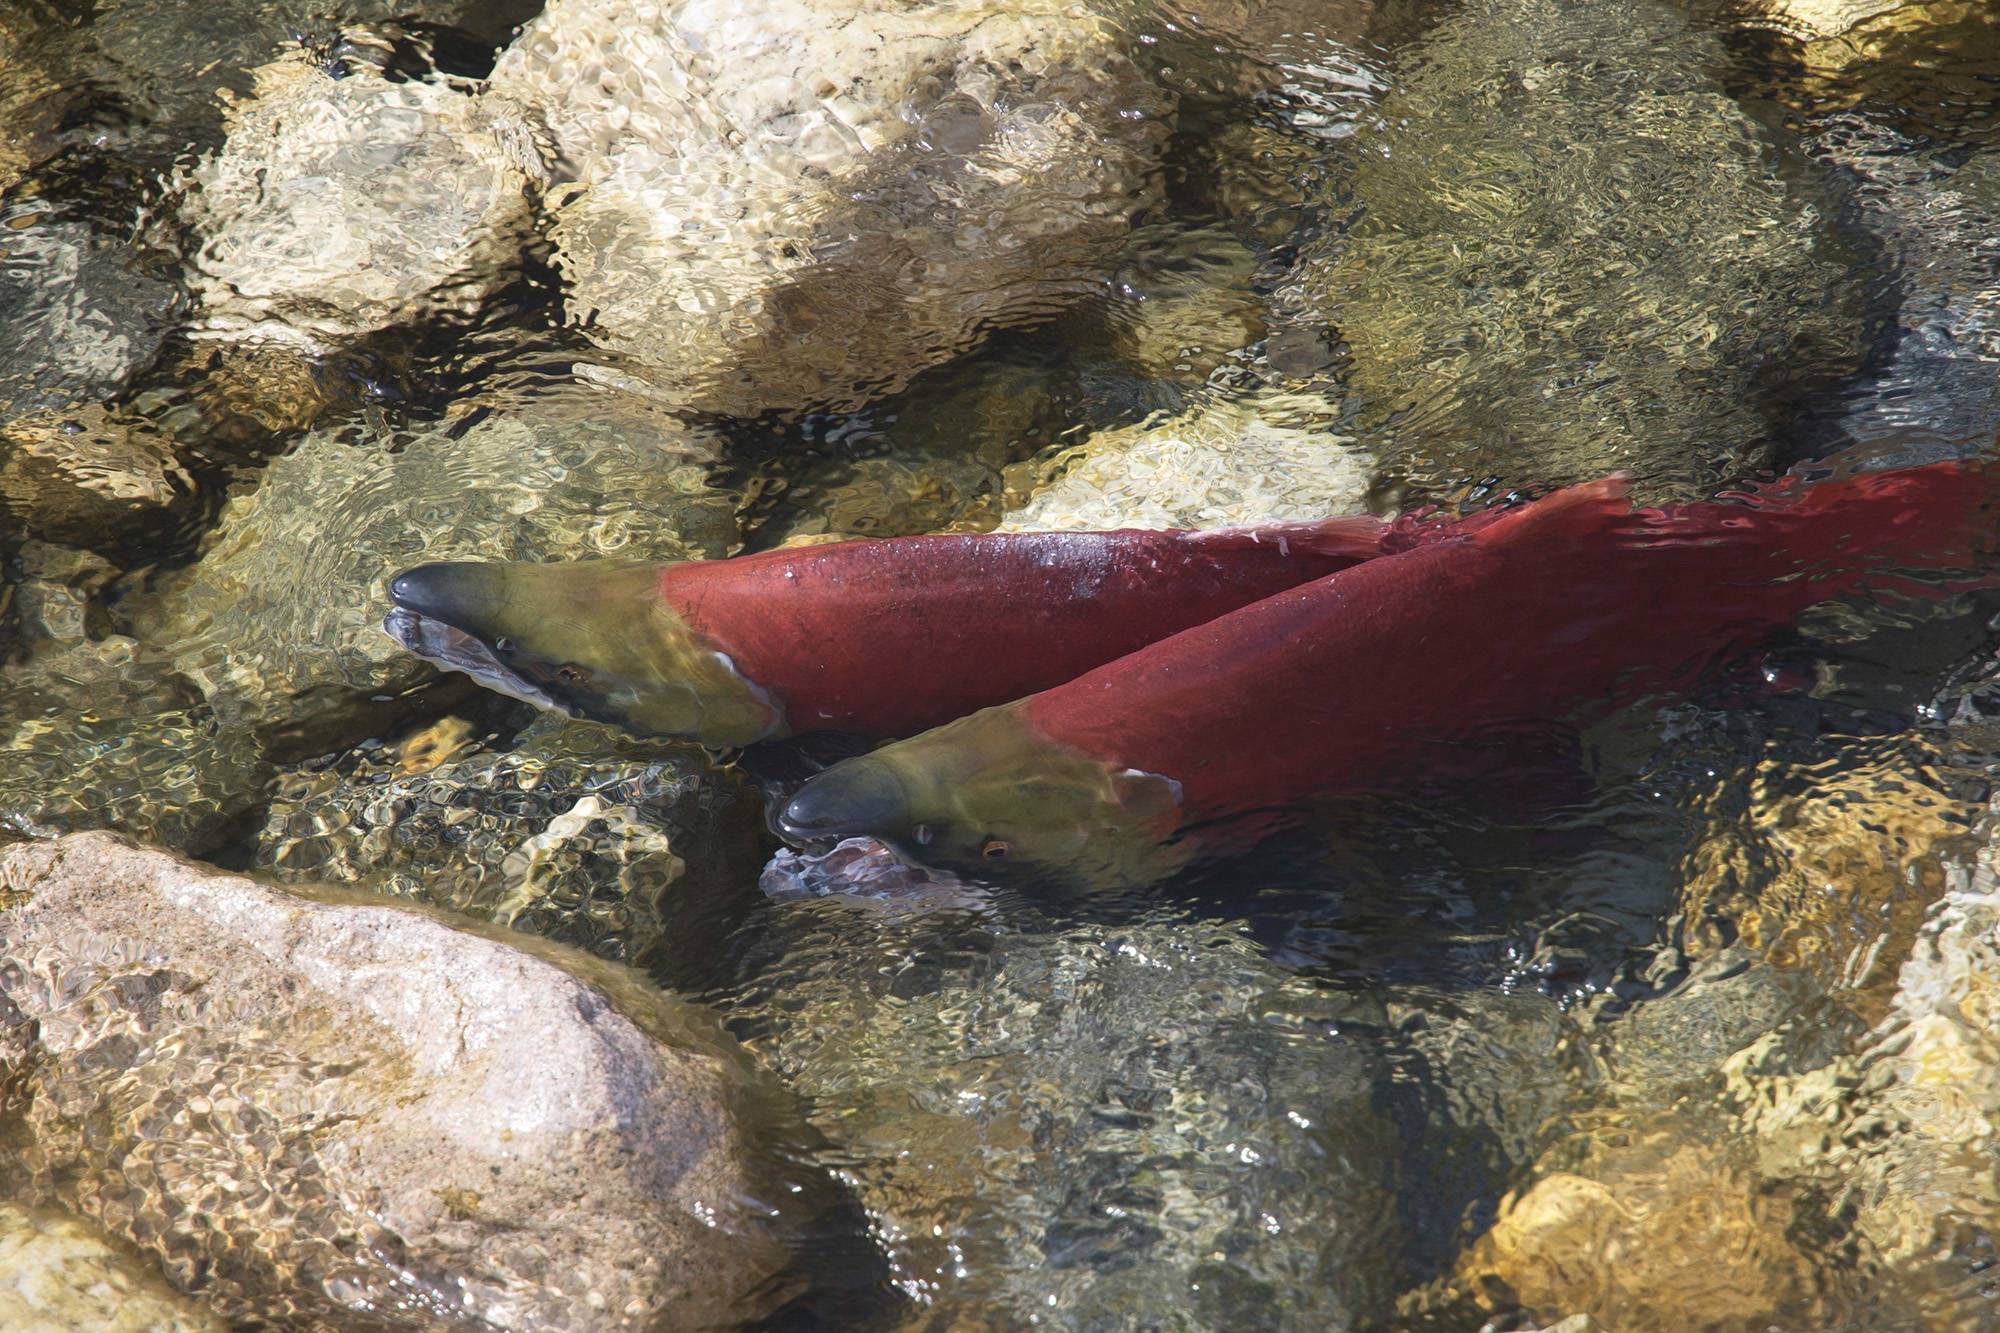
[3,0,2000,1327]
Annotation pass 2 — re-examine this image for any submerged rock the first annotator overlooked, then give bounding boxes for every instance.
[1809,125,2000,448]
[0,1203,222,1333]
[1,541,117,651]
[1715,830,2000,1320]
[259,714,762,969]
[1279,0,1873,496]
[0,831,820,1329]
[1674,742,1972,1011]
[1427,758,1999,1329]
[180,45,542,345]
[126,394,734,757]
[0,638,269,856]
[0,404,192,547]
[1717,0,1912,37]
[740,910,1411,1326]
[491,0,1167,416]
[0,215,180,421]
[1001,390,1373,532]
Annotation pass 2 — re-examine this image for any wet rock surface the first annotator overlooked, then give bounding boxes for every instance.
[125,394,733,757]
[259,713,764,970]
[491,0,1168,416]
[0,404,193,546]
[1809,126,2000,448]
[1000,390,1373,532]
[1280,0,1875,497]
[0,1203,223,1333]
[2,0,1999,1324]
[0,215,180,421]
[727,901,1548,1329]
[0,832,820,1329]
[181,46,542,344]
[0,638,270,856]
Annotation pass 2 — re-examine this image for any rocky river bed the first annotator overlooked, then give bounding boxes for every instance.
[3,0,2000,1326]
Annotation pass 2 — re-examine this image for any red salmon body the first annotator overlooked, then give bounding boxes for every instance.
[1021,460,1999,823]
[657,519,1412,737]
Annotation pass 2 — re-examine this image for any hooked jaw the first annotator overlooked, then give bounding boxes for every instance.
[777,756,915,846]
[382,559,783,745]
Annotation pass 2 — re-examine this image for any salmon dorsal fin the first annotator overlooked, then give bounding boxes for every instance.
[1186,514,1393,563]
[1472,473,1636,547]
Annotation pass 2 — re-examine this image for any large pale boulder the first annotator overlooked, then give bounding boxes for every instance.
[180,46,543,344]
[490,0,1167,416]
[0,832,823,1329]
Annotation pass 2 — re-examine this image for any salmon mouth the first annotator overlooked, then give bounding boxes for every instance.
[380,605,566,714]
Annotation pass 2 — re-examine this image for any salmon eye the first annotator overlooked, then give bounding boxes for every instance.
[556,664,589,685]
[494,637,517,655]
[981,838,1010,861]
[912,824,935,846]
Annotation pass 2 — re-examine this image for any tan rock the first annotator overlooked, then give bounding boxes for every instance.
[1000,390,1373,532]
[1720,0,1949,42]
[0,1203,222,1333]
[0,831,818,1329]
[0,405,190,546]
[181,46,542,344]
[1445,1138,1821,1331]
[494,0,1167,416]
[1676,746,1971,1017]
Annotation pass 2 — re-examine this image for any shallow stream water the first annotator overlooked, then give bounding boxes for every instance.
[3,0,2000,1327]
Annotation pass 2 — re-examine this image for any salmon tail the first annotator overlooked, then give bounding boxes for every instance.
[1637,457,2000,577]
[1190,513,1394,563]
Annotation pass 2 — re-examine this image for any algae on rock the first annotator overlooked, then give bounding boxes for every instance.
[126,396,735,757]
[738,909,1413,1327]
[259,714,764,970]
[1279,0,1874,497]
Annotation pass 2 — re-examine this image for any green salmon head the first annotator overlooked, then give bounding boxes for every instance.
[777,703,1190,889]
[383,560,783,745]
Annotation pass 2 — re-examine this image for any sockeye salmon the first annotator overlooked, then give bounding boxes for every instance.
[778,459,2000,888]
[383,515,1472,746]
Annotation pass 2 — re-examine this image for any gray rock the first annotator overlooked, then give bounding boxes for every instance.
[258,714,763,970]
[0,831,820,1329]
[1807,124,2000,448]
[740,908,1409,1328]
[1276,0,1873,497]
[0,216,181,421]
[126,394,735,758]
